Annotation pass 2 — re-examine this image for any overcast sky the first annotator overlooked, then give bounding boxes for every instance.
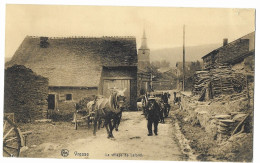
[5,5,255,58]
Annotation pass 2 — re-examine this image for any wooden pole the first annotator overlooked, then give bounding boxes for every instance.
[183,25,186,92]
[150,72,153,91]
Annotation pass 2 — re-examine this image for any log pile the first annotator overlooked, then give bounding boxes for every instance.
[210,65,235,96]
[215,112,248,141]
[192,64,246,99]
[193,71,210,95]
[4,65,49,122]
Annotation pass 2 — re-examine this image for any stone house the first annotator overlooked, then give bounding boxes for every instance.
[6,36,138,117]
[202,31,255,71]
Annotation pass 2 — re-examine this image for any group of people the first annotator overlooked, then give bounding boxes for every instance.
[141,92,172,136]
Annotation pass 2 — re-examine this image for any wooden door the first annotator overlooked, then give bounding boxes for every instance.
[48,94,55,110]
[103,79,130,108]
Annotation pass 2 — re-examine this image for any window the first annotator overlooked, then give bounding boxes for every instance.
[66,94,72,101]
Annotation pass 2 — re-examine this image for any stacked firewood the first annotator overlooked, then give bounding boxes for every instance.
[192,64,246,99]
[192,71,210,95]
[216,115,236,136]
[215,112,248,141]
[210,65,235,96]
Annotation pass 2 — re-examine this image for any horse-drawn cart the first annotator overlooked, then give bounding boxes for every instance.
[73,107,96,130]
[72,110,91,130]
[3,115,32,157]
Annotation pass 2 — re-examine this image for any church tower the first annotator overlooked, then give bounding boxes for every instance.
[138,30,150,70]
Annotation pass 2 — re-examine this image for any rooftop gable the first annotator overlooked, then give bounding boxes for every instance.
[6,36,137,87]
[202,31,255,59]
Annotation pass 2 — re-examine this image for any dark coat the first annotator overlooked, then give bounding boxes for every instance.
[147,99,160,121]
[162,93,168,104]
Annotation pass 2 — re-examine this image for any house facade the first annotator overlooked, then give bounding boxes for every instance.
[6,36,138,116]
[193,32,255,99]
[202,31,255,72]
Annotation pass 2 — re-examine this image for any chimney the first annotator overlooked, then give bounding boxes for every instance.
[223,38,228,46]
[40,37,49,48]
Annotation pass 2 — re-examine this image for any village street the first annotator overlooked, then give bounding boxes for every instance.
[20,111,186,161]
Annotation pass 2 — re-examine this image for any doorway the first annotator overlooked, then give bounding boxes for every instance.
[48,94,55,110]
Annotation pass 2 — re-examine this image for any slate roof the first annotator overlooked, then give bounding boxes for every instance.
[202,31,255,60]
[6,36,137,87]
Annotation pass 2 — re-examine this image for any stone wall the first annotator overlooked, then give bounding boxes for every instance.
[4,65,48,122]
[48,87,98,120]
[178,90,252,141]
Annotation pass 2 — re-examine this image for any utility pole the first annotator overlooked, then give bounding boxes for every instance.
[182,25,186,92]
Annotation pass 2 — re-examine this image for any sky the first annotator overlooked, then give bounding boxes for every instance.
[5,5,255,59]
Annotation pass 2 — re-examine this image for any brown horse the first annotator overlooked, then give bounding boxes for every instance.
[91,88,126,138]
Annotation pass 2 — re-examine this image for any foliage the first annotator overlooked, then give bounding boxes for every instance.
[151,59,170,69]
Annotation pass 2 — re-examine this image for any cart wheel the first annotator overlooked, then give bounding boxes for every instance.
[74,112,78,130]
[3,116,22,157]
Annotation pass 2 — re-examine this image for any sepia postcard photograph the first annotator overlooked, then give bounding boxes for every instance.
[2,2,256,162]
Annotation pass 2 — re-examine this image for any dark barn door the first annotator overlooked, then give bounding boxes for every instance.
[48,94,55,110]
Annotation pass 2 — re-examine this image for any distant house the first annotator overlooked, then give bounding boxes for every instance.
[152,68,176,91]
[202,31,255,71]
[6,36,138,114]
[175,62,193,90]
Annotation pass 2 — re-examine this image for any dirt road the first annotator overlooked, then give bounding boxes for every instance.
[21,111,185,161]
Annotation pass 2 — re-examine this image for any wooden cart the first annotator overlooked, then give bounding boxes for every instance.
[73,109,96,130]
[3,115,32,157]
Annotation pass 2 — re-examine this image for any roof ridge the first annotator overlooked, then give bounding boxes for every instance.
[27,35,136,39]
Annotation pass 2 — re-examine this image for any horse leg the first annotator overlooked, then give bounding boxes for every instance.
[104,118,111,138]
[98,118,102,130]
[115,113,122,131]
[115,119,119,131]
[93,118,97,136]
[164,105,168,118]
[102,119,105,128]
[109,120,114,138]
[88,117,91,129]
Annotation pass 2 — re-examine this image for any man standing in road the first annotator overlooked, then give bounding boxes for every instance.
[147,97,161,136]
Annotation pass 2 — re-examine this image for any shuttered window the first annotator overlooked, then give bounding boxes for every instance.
[66,94,72,101]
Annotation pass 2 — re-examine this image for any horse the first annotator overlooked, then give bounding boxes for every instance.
[161,93,170,117]
[91,88,126,138]
[157,100,165,123]
[174,96,181,105]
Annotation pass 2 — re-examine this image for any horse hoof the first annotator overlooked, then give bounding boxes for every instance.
[115,128,118,131]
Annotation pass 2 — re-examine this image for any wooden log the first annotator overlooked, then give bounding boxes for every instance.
[215,114,231,119]
[231,113,250,136]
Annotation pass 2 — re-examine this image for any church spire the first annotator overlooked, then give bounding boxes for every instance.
[140,29,148,49]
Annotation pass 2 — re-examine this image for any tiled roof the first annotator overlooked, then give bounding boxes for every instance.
[6,36,137,87]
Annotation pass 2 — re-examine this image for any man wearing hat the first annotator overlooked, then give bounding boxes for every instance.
[146,96,161,136]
